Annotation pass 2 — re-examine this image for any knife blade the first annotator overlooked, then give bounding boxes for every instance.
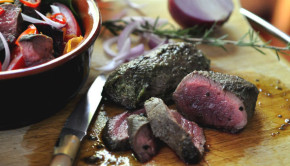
[240,8,290,43]
[50,74,106,166]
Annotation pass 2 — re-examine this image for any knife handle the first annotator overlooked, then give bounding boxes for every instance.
[50,135,80,166]
[50,155,72,166]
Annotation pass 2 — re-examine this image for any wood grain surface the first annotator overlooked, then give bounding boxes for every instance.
[0,0,289,166]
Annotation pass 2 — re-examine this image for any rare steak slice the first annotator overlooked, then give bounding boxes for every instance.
[173,70,259,133]
[127,114,158,163]
[102,109,145,151]
[0,4,23,44]
[145,97,205,164]
[18,34,55,67]
[103,42,210,110]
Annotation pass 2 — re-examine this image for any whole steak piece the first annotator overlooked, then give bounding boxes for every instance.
[0,4,23,44]
[173,70,259,133]
[102,109,145,151]
[18,34,55,67]
[127,114,158,163]
[103,42,210,110]
[145,97,206,164]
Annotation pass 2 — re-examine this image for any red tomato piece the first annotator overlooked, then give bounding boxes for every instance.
[7,46,26,70]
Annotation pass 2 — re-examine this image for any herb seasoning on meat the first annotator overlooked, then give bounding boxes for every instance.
[102,42,210,110]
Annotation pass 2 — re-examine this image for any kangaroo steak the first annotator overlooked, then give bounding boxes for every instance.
[173,70,259,133]
[102,109,146,151]
[18,34,55,67]
[145,97,206,164]
[103,42,210,110]
[127,114,158,163]
[0,4,23,44]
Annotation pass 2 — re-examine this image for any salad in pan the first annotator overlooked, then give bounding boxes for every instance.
[0,0,83,71]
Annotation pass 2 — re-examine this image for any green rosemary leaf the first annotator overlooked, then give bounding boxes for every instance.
[252,46,266,55]
[275,50,280,61]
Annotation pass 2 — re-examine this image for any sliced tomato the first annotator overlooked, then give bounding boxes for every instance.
[15,24,38,46]
[7,46,26,70]
[0,61,2,71]
[53,3,82,42]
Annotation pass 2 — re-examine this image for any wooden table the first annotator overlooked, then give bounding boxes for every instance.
[1,0,289,165]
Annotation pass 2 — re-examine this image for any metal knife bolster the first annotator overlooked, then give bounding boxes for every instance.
[53,134,81,161]
[53,127,86,160]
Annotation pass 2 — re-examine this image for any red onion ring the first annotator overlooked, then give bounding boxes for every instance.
[103,37,118,57]
[50,5,61,14]
[125,43,145,61]
[97,16,168,72]
[0,32,10,71]
[147,34,168,49]
[22,13,47,25]
[114,38,131,61]
[117,21,139,51]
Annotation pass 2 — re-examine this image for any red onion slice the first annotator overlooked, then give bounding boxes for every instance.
[168,0,234,28]
[147,34,167,49]
[117,21,139,51]
[50,5,61,14]
[103,37,118,57]
[125,43,145,61]
[22,13,47,24]
[0,32,10,71]
[115,38,131,61]
[97,16,169,72]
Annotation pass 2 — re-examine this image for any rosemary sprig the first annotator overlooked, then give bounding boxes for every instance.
[102,19,290,59]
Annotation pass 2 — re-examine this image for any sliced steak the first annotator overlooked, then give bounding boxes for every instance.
[103,42,210,110]
[145,97,205,164]
[18,34,55,67]
[35,24,64,57]
[102,109,146,151]
[127,114,158,163]
[173,70,259,133]
[0,4,23,44]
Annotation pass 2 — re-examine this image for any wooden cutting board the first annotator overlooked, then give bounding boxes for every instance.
[0,0,289,166]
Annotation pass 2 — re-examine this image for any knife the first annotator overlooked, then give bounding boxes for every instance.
[240,8,290,43]
[50,74,106,166]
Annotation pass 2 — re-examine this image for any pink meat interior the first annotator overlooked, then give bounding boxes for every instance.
[110,112,130,139]
[174,75,247,131]
[133,124,157,162]
[169,109,205,154]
